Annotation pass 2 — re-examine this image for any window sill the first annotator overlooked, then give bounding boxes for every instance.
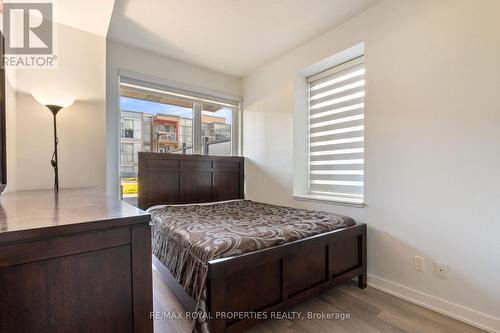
[293,194,365,208]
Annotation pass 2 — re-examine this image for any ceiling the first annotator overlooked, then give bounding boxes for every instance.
[51,0,115,37]
[107,0,380,77]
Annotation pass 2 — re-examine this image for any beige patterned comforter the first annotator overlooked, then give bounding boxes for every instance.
[149,200,356,332]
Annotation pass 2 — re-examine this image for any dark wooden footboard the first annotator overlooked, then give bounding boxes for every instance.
[207,223,367,333]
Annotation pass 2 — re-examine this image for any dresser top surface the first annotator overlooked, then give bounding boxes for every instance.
[0,188,150,242]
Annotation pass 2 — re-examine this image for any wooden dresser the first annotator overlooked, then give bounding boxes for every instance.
[0,188,153,333]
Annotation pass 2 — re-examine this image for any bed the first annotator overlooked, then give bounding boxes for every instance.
[138,153,367,333]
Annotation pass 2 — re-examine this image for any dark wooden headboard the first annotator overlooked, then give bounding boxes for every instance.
[138,153,244,210]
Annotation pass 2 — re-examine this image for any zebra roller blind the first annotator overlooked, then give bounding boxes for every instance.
[307,56,365,205]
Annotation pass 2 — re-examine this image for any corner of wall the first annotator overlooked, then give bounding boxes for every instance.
[4,67,17,193]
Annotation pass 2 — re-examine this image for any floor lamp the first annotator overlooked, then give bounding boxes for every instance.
[31,88,75,191]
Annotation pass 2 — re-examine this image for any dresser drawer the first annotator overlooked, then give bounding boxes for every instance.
[0,227,130,268]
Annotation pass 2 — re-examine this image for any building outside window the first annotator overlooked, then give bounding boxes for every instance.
[181,123,192,146]
[118,79,240,203]
[201,107,232,155]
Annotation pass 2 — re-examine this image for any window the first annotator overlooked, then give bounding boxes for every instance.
[118,78,240,201]
[201,104,232,156]
[123,119,133,130]
[306,56,365,205]
[124,129,134,138]
[121,143,134,162]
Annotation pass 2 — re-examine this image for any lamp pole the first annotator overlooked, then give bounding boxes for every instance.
[46,105,63,191]
[31,88,75,192]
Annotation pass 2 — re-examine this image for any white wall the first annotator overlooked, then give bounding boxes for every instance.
[15,23,106,190]
[243,0,500,331]
[106,41,242,194]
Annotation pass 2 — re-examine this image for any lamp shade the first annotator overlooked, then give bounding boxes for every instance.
[31,88,75,109]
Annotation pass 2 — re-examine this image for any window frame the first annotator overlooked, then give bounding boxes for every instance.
[116,76,241,199]
[119,79,240,157]
[292,44,365,208]
[109,71,243,197]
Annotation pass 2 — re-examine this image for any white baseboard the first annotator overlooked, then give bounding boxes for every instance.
[367,274,500,333]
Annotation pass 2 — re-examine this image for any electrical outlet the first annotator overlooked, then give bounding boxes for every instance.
[434,262,448,279]
[414,256,425,272]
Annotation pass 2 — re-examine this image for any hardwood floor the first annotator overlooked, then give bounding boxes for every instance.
[152,264,485,333]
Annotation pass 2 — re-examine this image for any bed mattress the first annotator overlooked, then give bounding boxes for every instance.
[149,200,355,331]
